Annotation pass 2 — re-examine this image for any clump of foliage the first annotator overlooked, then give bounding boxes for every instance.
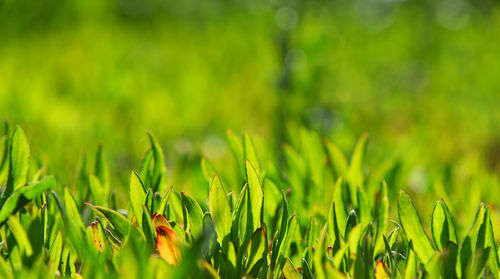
[0,124,499,278]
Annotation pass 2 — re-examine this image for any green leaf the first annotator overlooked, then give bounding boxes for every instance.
[431,199,458,250]
[324,139,348,177]
[64,188,85,232]
[5,125,30,195]
[282,258,300,279]
[129,170,147,232]
[0,176,56,223]
[147,131,167,193]
[208,175,232,249]
[8,215,33,256]
[458,236,472,278]
[469,247,491,278]
[398,190,434,263]
[244,133,261,174]
[245,159,263,232]
[226,129,244,178]
[156,185,173,216]
[0,135,9,186]
[85,203,139,239]
[94,144,109,193]
[404,243,419,279]
[47,231,63,279]
[333,177,348,236]
[374,181,389,256]
[443,242,458,279]
[139,149,153,186]
[347,133,368,187]
[0,254,12,279]
[242,228,267,273]
[201,157,218,183]
[300,128,325,189]
[276,214,298,276]
[328,201,341,253]
[88,174,106,206]
[181,192,204,238]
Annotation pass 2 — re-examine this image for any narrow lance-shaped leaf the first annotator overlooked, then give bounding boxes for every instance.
[201,157,217,183]
[226,129,244,179]
[324,139,348,177]
[0,176,56,223]
[398,191,435,263]
[148,131,167,193]
[64,188,85,232]
[242,228,268,273]
[85,203,139,239]
[347,133,368,188]
[245,159,263,234]
[374,181,389,256]
[94,144,109,194]
[208,175,232,248]
[333,177,347,237]
[129,170,147,232]
[5,125,30,196]
[47,231,63,279]
[431,199,457,250]
[88,174,106,206]
[8,215,33,256]
[276,214,298,276]
[282,258,300,279]
[244,133,261,174]
[181,192,204,238]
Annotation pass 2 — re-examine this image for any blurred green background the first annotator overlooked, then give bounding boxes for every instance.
[1,0,500,215]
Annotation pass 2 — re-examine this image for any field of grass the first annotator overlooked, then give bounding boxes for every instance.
[1,0,500,278]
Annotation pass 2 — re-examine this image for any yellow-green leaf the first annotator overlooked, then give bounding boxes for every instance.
[398,191,434,263]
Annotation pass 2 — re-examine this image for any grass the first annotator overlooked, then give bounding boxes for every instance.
[1,123,499,278]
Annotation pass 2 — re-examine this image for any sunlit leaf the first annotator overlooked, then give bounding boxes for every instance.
[398,190,434,263]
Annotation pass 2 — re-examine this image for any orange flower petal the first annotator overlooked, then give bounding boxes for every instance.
[375,261,391,279]
[156,225,181,266]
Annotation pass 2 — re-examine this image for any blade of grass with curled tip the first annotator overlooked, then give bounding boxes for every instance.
[398,191,434,264]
